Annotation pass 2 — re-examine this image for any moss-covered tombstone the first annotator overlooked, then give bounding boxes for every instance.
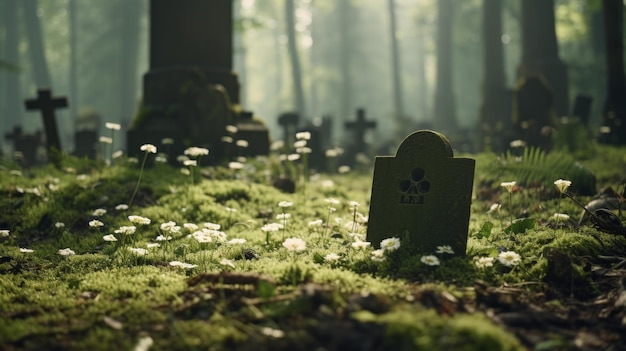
[367,130,475,256]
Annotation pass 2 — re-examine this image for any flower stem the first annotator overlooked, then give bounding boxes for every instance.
[128,152,148,208]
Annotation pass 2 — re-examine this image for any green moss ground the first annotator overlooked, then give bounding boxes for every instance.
[0,144,625,350]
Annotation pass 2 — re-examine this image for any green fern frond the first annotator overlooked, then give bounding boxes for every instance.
[484,147,596,195]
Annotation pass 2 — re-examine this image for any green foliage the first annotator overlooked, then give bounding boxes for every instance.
[482,147,596,194]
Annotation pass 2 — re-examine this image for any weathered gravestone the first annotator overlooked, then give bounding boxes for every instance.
[73,109,100,159]
[236,111,269,157]
[278,112,300,151]
[4,126,44,167]
[513,75,555,150]
[366,130,475,256]
[24,88,68,166]
[127,0,267,165]
[344,108,376,166]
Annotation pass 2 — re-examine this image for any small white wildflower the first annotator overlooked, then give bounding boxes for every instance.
[99,136,113,144]
[147,243,160,248]
[349,233,366,242]
[183,159,197,167]
[261,223,281,232]
[130,247,149,256]
[348,201,360,209]
[203,222,221,230]
[296,131,311,140]
[0,230,10,237]
[222,136,233,143]
[156,235,172,241]
[371,249,386,262]
[236,140,249,148]
[140,144,157,153]
[293,140,307,148]
[554,179,572,193]
[20,248,34,253]
[488,203,501,213]
[325,149,338,157]
[112,150,124,159]
[160,221,177,232]
[105,122,121,130]
[497,251,521,267]
[500,181,516,193]
[155,155,167,163]
[128,215,151,225]
[115,225,136,235]
[324,253,340,262]
[183,223,199,231]
[227,238,246,245]
[229,161,245,170]
[184,146,209,157]
[55,222,65,228]
[103,234,118,242]
[58,248,76,256]
[177,155,189,163]
[89,220,104,228]
[509,139,526,148]
[169,261,197,269]
[261,327,285,338]
[287,153,300,161]
[296,147,312,154]
[420,255,440,266]
[220,258,236,268]
[308,219,323,227]
[161,137,174,145]
[278,201,293,208]
[92,208,107,216]
[134,336,153,351]
[115,204,129,211]
[324,198,340,206]
[474,256,495,268]
[180,168,191,175]
[338,165,351,174]
[276,213,291,220]
[380,237,401,252]
[351,240,371,249]
[282,237,306,252]
[552,213,570,221]
[435,245,454,255]
[225,125,238,134]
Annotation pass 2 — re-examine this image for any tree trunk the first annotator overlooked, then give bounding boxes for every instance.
[414,21,428,124]
[600,0,626,145]
[285,0,306,119]
[338,0,352,124]
[68,0,77,136]
[518,0,569,117]
[433,0,457,134]
[479,0,509,152]
[22,0,51,87]
[119,0,141,132]
[387,0,405,126]
[2,0,22,135]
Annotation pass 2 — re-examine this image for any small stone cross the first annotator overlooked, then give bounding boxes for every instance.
[4,125,23,144]
[345,108,376,152]
[24,88,67,164]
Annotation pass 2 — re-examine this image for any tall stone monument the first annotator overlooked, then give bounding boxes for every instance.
[127,0,264,163]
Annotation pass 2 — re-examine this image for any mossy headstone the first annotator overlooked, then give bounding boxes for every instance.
[366,130,475,256]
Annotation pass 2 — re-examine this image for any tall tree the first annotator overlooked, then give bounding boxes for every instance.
[600,0,626,145]
[338,0,352,124]
[433,0,457,134]
[118,0,142,130]
[285,0,306,119]
[22,0,51,87]
[518,0,569,117]
[478,0,508,152]
[387,0,405,124]
[2,0,22,135]
[68,0,78,125]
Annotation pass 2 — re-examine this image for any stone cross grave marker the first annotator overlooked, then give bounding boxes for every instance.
[366,130,475,256]
[24,88,68,165]
[345,108,376,154]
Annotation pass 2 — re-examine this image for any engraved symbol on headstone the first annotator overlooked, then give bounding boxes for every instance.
[399,167,430,205]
